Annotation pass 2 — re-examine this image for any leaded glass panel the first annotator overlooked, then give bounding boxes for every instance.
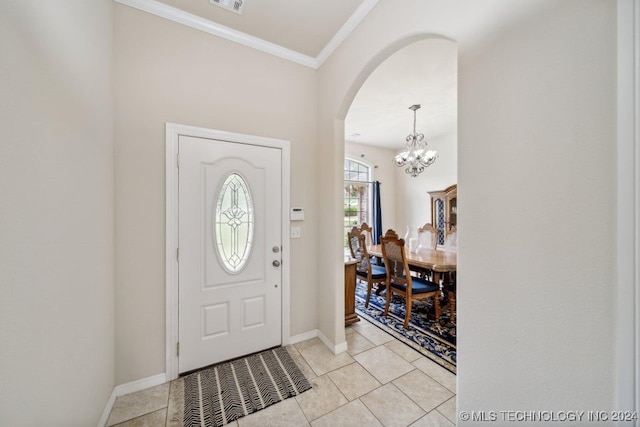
[215,173,254,273]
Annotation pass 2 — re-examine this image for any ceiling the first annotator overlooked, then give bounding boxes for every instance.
[345,38,457,150]
[161,0,367,58]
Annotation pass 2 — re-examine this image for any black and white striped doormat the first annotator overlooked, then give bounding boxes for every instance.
[183,347,312,426]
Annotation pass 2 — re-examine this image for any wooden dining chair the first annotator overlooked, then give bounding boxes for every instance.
[347,226,387,308]
[361,222,385,271]
[347,225,361,259]
[380,229,442,328]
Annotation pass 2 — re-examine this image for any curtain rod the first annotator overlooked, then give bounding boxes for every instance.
[344,180,381,185]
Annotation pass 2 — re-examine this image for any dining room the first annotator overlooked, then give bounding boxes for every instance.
[344,37,458,243]
[342,37,459,376]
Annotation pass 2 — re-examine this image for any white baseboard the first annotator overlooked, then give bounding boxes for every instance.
[115,373,167,397]
[97,373,167,427]
[97,388,117,427]
[317,329,348,355]
[289,329,318,345]
[289,329,347,353]
[334,340,348,354]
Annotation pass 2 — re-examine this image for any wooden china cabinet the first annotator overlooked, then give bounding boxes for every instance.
[428,184,457,247]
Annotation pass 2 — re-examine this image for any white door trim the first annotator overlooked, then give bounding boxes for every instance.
[616,0,639,419]
[165,122,291,380]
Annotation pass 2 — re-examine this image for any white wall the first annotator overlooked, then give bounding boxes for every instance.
[114,5,319,384]
[318,0,617,420]
[458,0,615,417]
[0,1,115,425]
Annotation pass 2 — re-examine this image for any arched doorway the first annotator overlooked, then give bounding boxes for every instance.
[316,0,632,418]
[342,37,458,374]
[344,37,458,241]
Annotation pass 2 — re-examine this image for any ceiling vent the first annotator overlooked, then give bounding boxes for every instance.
[210,0,244,14]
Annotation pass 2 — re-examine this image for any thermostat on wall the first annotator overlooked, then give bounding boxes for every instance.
[290,207,305,221]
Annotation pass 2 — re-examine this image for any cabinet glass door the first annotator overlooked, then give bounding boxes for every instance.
[449,196,457,229]
[435,198,445,245]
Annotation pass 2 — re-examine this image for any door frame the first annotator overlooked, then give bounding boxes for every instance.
[165,122,291,380]
[616,0,639,416]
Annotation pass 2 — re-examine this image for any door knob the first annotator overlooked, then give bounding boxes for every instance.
[272,260,281,267]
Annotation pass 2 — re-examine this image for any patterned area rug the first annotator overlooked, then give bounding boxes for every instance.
[355,280,457,373]
[182,347,311,426]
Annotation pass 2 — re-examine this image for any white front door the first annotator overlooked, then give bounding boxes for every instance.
[178,135,282,374]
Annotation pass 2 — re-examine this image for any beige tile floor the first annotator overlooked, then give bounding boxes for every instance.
[106,319,457,426]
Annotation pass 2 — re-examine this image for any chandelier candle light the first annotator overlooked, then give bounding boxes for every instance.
[394,104,438,177]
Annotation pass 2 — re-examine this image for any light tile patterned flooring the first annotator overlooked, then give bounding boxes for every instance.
[106,320,457,426]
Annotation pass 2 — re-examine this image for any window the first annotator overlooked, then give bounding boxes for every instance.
[215,173,254,273]
[344,158,371,247]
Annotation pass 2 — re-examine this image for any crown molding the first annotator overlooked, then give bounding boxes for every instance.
[316,0,380,67]
[114,0,379,70]
[114,0,317,68]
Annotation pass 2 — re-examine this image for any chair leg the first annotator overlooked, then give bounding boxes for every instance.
[365,281,373,308]
[404,298,412,329]
[449,290,456,322]
[433,292,441,320]
[384,285,391,316]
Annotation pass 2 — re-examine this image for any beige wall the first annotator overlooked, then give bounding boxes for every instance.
[457,0,615,415]
[114,5,319,384]
[0,1,115,425]
[319,0,616,418]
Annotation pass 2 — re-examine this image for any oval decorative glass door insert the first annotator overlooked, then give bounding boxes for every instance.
[215,173,254,273]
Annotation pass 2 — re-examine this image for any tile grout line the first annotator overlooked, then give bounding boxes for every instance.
[435,395,458,425]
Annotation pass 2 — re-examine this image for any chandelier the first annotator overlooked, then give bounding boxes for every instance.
[394,104,438,177]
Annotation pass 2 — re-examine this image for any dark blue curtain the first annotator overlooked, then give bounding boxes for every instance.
[372,181,383,244]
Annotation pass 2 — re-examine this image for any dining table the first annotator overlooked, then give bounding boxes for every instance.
[366,245,457,276]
